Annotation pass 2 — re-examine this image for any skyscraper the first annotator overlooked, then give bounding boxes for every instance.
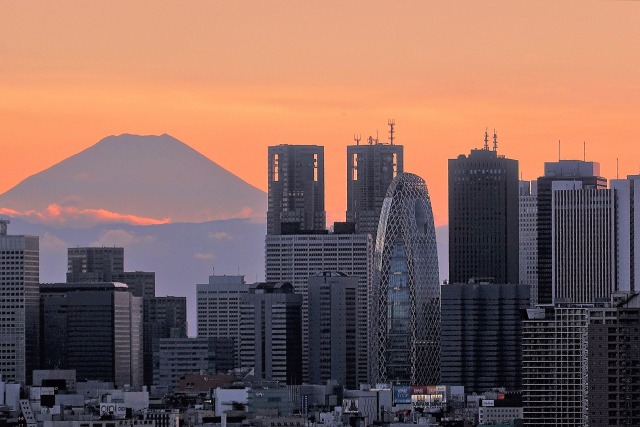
[308,272,359,389]
[0,220,39,384]
[611,174,640,293]
[267,144,325,235]
[552,181,615,303]
[66,247,124,282]
[370,173,440,385]
[448,132,519,284]
[265,231,372,385]
[440,282,530,393]
[40,282,143,388]
[519,180,538,303]
[240,282,302,385]
[536,160,606,304]
[346,128,403,236]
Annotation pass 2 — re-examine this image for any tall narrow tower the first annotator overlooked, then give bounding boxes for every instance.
[448,132,519,284]
[0,220,39,384]
[267,145,325,235]
[346,122,403,236]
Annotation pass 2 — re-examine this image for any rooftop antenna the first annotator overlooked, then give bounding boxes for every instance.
[388,119,396,145]
[354,134,361,145]
[484,128,489,150]
[0,219,9,237]
[368,135,374,145]
[493,129,498,152]
[375,129,379,144]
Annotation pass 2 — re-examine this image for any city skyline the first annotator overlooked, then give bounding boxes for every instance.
[3,2,640,226]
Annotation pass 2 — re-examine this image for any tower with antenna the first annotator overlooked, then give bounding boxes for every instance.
[388,119,395,145]
[493,129,498,152]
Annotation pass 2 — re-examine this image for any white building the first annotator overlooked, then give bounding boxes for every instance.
[0,220,39,384]
[551,181,615,303]
[519,180,538,304]
[196,274,249,365]
[265,232,372,385]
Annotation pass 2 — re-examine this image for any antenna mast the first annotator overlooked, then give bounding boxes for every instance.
[354,134,361,145]
[493,129,498,152]
[484,128,489,150]
[388,119,395,145]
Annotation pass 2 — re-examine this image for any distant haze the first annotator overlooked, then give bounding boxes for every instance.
[0,134,266,227]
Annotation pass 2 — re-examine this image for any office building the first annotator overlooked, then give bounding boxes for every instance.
[112,271,155,299]
[196,274,249,367]
[441,282,530,393]
[143,296,187,386]
[370,173,440,385]
[0,220,39,384]
[308,272,359,389]
[40,282,143,388]
[552,181,615,303]
[239,282,302,385]
[267,144,325,235]
[346,129,403,236]
[265,231,372,384]
[448,134,519,284]
[536,160,607,304]
[154,337,231,392]
[611,175,640,293]
[66,247,124,282]
[522,298,640,426]
[519,180,538,304]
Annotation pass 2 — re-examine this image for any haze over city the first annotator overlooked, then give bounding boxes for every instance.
[3,1,640,226]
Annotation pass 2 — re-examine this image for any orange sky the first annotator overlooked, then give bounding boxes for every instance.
[2,1,640,226]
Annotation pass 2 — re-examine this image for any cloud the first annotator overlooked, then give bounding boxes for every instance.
[194,252,216,260]
[90,229,156,247]
[0,204,170,227]
[40,232,69,251]
[208,231,233,240]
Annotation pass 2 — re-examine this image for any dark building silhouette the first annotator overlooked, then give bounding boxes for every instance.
[40,282,143,387]
[113,271,155,299]
[448,133,519,284]
[66,247,124,282]
[143,296,187,386]
[346,130,403,236]
[267,144,325,235]
[240,282,302,385]
[441,282,530,393]
[535,160,606,304]
[308,272,359,389]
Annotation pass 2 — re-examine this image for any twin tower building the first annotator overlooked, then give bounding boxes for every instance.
[264,131,440,387]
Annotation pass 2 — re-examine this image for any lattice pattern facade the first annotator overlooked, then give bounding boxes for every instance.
[370,173,440,385]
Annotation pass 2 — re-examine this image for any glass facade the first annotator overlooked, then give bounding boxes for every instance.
[371,173,440,385]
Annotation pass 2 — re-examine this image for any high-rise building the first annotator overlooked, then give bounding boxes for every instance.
[536,160,607,304]
[40,282,143,388]
[346,132,403,236]
[196,274,248,367]
[519,180,538,304]
[308,272,359,389]
[265,231,372,385]
[552,181,615,303]
[440,282,530,393]
[143,296,187,386]
[522,298,640,426]
[0,220,39,384]
[113,271,155,299]
[239,282,302,385]
[66,247,124,282]
[267,144,325,235]
[370,173,440,385]
[611,175,640,293]
[448,134,519,284]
